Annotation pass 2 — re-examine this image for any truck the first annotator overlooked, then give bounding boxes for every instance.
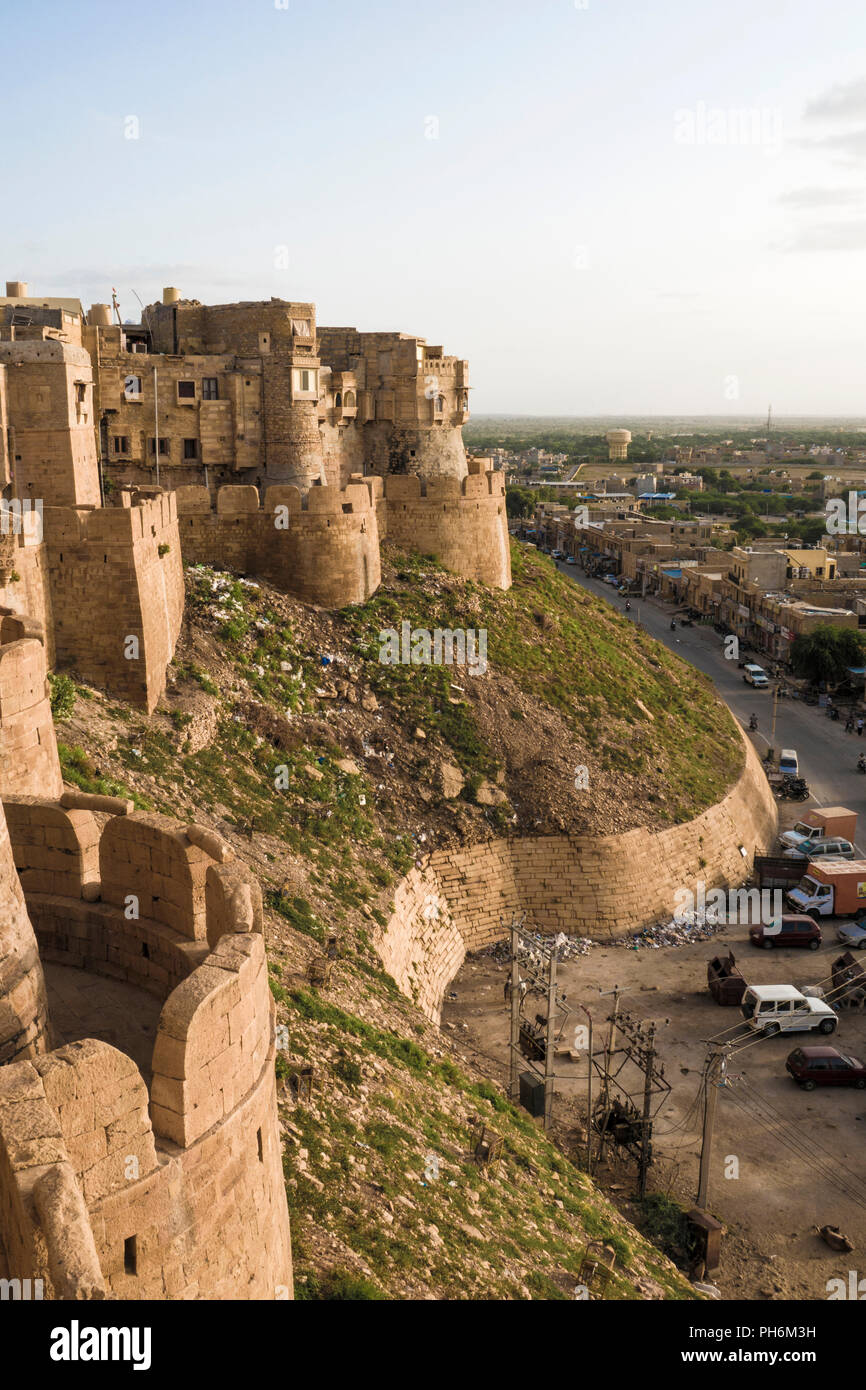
[741,984,838,1035]
[786,860,866,917]
[779,807,858,852]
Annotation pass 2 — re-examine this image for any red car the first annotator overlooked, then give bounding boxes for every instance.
[750,914,821,950]
[786,1046,866,1090]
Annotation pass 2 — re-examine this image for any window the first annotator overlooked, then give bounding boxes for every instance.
[343,390,355,408]
[183,438,199,460]
[112,436,130,455]
[293,368,317,395]
[75,382,87,404]
[177,381,195,400]
[148,438,170,456]
[435,395,445,415]
[291,318,311,337]
[201,377,219,400]
[124,1236,137,1276]
[334,392,342,408]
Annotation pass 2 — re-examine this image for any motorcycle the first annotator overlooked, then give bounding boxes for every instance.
[670,619,677,631]
[857,758,866,775]
[776,776,810,801]
[827,706,840,721]
[748,715,759,731]
[625,601,631,612]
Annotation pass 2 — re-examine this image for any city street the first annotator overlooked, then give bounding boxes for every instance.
[555,559,866,849]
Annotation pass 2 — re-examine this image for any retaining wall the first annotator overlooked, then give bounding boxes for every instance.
[377,733,777,1022]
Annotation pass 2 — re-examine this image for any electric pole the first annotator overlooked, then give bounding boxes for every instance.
[697,1047,726,1209]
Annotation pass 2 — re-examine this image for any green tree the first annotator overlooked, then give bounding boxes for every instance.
[505,487,534,519]
[789,625,866,685]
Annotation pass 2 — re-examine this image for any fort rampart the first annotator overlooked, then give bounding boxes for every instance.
[0,798,292,1299]
[376,734,777,1023]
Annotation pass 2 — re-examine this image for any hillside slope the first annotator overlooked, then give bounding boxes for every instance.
[48,541,738,1298]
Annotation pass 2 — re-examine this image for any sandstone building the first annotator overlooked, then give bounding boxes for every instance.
[0,282,510,710]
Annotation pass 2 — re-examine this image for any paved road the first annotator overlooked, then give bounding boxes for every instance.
[552,557,866,849]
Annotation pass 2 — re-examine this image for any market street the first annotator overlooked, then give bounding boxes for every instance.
[555,558,866,851]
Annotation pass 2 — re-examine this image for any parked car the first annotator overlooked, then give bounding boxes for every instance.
[741,984,837,1034]
[779,748,799,779]
[749,915,821,950]
[551,550,562,560]
[743,664,770,689]
[783,837,856,861]
[565,555,576,565]
[836,920,866,950]
[786,1046,866,1089]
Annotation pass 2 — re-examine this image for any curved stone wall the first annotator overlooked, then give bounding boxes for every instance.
[376,732,777,1023]
[0,803,291,1300]
[383,469,511,590]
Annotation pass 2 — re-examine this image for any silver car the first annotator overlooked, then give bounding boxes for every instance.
[783,837,855,861]
[837,921,866,951]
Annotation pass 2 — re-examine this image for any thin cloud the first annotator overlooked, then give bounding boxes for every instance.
[777,186,864,209]
[776,219,866,252]
[804,77,866,122]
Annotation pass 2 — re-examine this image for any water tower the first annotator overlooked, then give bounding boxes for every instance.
[606,429,632,462]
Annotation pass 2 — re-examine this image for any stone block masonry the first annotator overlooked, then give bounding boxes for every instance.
[0,800,291,1299]
[176,481,382,607]
[44,493,184,711]
[377,733,777,1023]
[383,464,512,590]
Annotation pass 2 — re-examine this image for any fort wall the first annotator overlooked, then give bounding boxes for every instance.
[377,734,777,1022]
[382,466,512,590]
[176,482,382,607]
[0,628,62,800]
[0,802,291,1299]
[44,493,184,711]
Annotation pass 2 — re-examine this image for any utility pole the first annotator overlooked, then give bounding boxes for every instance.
[596,988,621,1167]
[508,917,522,1103]
[544,949,558,1130]
[638,1023,656,1199]
[697,1048,726,1209]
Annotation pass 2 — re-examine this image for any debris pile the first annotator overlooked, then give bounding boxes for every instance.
[617,910,731,950]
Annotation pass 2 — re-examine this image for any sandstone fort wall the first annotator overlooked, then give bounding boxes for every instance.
[0,801,291,1299]
[377,734,777,1022]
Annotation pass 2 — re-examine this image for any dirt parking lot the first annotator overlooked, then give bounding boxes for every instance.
[443,922,866,1300]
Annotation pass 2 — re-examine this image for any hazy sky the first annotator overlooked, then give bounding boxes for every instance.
[4,0,866,415]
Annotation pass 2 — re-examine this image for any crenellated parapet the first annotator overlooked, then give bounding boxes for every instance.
[176,481,381,606]
[382,462,511,590]
[0,798,292,1299]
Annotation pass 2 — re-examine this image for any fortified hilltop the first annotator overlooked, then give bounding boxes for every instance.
[0,282,509,711]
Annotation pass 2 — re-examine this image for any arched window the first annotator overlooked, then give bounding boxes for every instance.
[344,390,355,408]
[435,395,445,415]
[335,392,343,408]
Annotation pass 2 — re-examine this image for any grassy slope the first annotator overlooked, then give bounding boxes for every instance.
[49,542,741,1299]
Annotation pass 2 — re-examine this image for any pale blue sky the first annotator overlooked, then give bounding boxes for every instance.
[4,0,866,414]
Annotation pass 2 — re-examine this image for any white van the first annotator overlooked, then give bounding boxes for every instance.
[741,984,837,1035]
[779,749,799,779]
[743,664,769,689]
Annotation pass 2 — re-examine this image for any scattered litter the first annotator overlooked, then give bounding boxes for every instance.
[619,910,732,950]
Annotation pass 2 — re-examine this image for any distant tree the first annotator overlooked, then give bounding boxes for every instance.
[505,487,535,519]
[807,470,824,480]
[789,625,866,685]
